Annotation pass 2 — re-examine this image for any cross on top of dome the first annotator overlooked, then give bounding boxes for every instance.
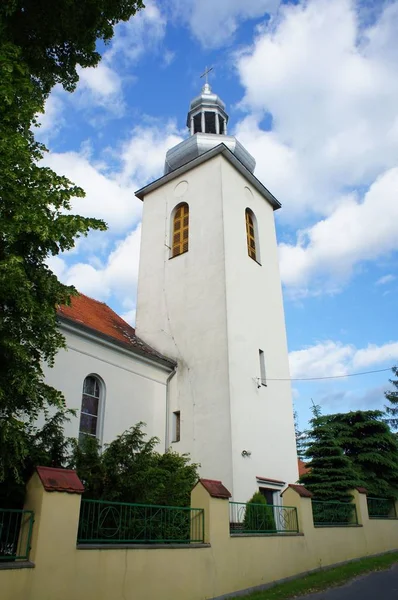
[186,68,229,135]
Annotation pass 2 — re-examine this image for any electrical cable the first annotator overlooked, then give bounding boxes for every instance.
[267,367,393,382]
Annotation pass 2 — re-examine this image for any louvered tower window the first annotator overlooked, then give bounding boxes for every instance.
[245,208,257,261]
[172,203,189,257]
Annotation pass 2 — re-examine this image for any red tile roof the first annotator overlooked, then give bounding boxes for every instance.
[57,293,174,367]
[36,467,84,494]
[286,484,313,498]
[356,487,368,495]
[298,459,310,477]
[199,479,232,499]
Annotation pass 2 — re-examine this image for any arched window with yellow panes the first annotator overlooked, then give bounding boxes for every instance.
[171,202,189,257]
[245,208,259,262]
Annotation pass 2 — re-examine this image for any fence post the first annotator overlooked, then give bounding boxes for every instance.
[351,488,368,526]
[23,467,84,565]
[281,485,314,534]
[191,479,231,544]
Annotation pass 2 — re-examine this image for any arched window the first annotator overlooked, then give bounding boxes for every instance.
[172,203,189,258]
[245,208,259,262]
[79,375,102,442]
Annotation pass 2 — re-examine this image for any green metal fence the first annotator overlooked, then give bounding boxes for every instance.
[77,499,205,544]
[367,497,397,519]
[229,502,299,534]
[311,500,358,527]
[0,509,34,561]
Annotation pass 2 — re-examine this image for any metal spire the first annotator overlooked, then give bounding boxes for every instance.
[200,66,213,92]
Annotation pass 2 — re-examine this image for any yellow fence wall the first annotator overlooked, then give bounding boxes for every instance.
[2,475,398,600]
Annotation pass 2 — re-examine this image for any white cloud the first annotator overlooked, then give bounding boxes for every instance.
[43,150,142,234]
[376,274,396,285]
[279,168,398,291]
[234,0,398,292]
[75,63,124,114]
[120,309,137,326]
[170,0,279,48]
[118,120,184,184]
[105,2,167,64]
[289,339,398,379]
[59,225,142,304]
[236,0,398,217]
[36,91,65,143]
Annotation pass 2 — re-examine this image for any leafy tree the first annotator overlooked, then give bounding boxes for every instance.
[300,417,360,502]
[70,423,199,507]
[320,411,398,498]
[1,0,145,94]
[384,365,398,432]
[243,491,276,532]
[0,410,73,508]
[1,0,148,490]
[0,42,106,488]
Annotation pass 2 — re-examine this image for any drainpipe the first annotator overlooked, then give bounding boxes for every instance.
[165,365,177,452]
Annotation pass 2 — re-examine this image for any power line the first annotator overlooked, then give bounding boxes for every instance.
[267,367,393,382]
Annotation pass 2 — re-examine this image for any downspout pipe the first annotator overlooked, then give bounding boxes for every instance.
[165,365,177,452]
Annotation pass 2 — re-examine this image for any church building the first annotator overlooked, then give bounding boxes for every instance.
[45,82,298,503]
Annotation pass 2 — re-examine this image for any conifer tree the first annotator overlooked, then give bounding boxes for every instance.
[300,418,360,502]
[294,408,307,459]
[384,366,398,432]
[322,411,398,498]
[243,491,276,532]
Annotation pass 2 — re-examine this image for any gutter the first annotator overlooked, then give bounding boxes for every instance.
[165,365,178,451]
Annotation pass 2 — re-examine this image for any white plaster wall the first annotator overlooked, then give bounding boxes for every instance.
[135,157,234,491]
[221,157,298,502]
[43,326,169,448]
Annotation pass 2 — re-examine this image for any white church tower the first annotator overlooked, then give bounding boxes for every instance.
[135,81,298,502]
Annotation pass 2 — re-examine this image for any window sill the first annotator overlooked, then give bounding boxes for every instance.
[169,251,188,260]
[248,255,262,266]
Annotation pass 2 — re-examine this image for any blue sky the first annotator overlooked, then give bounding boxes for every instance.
[39,0,398,429]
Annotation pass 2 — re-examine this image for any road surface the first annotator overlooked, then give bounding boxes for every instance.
[298,564,398,599]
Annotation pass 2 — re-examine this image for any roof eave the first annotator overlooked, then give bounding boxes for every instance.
[57,315,176,371]
[135,143,281,211]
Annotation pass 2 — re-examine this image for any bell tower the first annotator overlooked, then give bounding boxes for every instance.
[135,82,298,502]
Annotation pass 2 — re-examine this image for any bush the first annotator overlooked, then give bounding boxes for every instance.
[243,492,276,533]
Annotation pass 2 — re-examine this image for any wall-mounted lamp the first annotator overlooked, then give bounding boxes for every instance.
[241,450,252,458]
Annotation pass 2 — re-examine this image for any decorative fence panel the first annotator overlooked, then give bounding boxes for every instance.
[311,500,358,527]
[0,509,34,561]
[367,497,397,519]
[229,502,299,535]
[77,499,205,545]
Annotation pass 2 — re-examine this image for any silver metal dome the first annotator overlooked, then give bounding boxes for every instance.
[164,134,256,175]
[164,83,256,175]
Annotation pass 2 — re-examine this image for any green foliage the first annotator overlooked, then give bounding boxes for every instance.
[310,399,322,419]
[70,423,199,507]
[0,42,106,486]
[0,410,74,507]
[294,408,308,459]
[1,0,147,492]
[243,491,276,532]
[302,410,398,500]
[0,0,145,94]
[319,411,398,498]
[300,418,360,501]
[384,365,398,431]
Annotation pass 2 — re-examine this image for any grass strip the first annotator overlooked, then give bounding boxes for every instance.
[231,551,398,599]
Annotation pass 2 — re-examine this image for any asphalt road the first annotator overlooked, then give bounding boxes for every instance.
[297,564,398,599]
